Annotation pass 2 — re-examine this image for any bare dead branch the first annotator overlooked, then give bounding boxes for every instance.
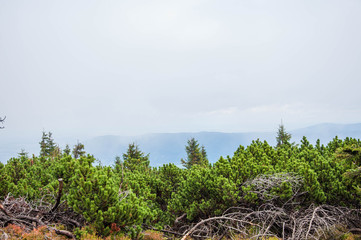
[50,178,63,213]
[50,227,76,239]
[0,195,84,238]
[241,172,305,206]
[181,216,260,240]
[175,213,187,224]
[177,204,361,240]
[305,206,320,239]
[0,205,10,217]
[0,116,5,129]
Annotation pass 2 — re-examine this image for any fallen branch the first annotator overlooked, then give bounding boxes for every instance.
[0,195,84,239]
[0,204,10,217]
[305,206,319,239]
[175,213,187,224]
[176,204,361,240]
[181,216,258,240]
[349,228,361,234]
[50,227,76,239]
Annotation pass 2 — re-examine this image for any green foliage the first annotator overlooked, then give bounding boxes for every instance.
[181,138,209,169]
[0,162,9,198]
[338,145,361,204]
[1,156,57,200]
[122,143,150,172]
[117,163,184,228]
[215,137,356,206]
[63,144,71,155]
[67,155,146,236]
[39,131,58,157]
[18,149,29,158]
[276,123,292,147]
[169,166,239,221]
[147,163,185,226]
[215,140,276,186]
[72,141,86,159]
[114,156,123,174]
[2,130,361,237]
[154,163,184,210]
[241,173,301,205]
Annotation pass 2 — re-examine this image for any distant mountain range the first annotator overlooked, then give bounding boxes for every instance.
[1,123,361,166]
[84,123,361,167]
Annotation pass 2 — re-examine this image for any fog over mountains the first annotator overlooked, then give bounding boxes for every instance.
[1,123,361,166]
[84,123,361,166]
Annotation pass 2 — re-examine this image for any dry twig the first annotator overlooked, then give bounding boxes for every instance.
[0,190,84,239]
[178,204,361,240]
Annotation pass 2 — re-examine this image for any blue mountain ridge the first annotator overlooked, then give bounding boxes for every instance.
[84,123,361,167]
[1,123,361,165]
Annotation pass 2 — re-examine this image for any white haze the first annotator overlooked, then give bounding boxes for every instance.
[0,0,361,160]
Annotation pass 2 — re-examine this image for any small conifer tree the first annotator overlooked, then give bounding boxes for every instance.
[63,144,71,155]
[72,141,86,159]
[18,149,28,158]
[67,156,146,236]
[181,138,209,169]
[122,143,150,171]
[276,122,292,147]
[39,131,57,157]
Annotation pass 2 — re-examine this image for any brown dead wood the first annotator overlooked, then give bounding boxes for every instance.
[177,204,361,240]
[0,185,83,239]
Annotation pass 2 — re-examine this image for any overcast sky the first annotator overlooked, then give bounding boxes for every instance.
[1,0,361,142]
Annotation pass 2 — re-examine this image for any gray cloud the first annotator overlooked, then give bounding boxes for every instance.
[1,0,361,143]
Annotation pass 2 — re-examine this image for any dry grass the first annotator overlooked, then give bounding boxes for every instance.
[143,230,166,240]
[0,224,69,240]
